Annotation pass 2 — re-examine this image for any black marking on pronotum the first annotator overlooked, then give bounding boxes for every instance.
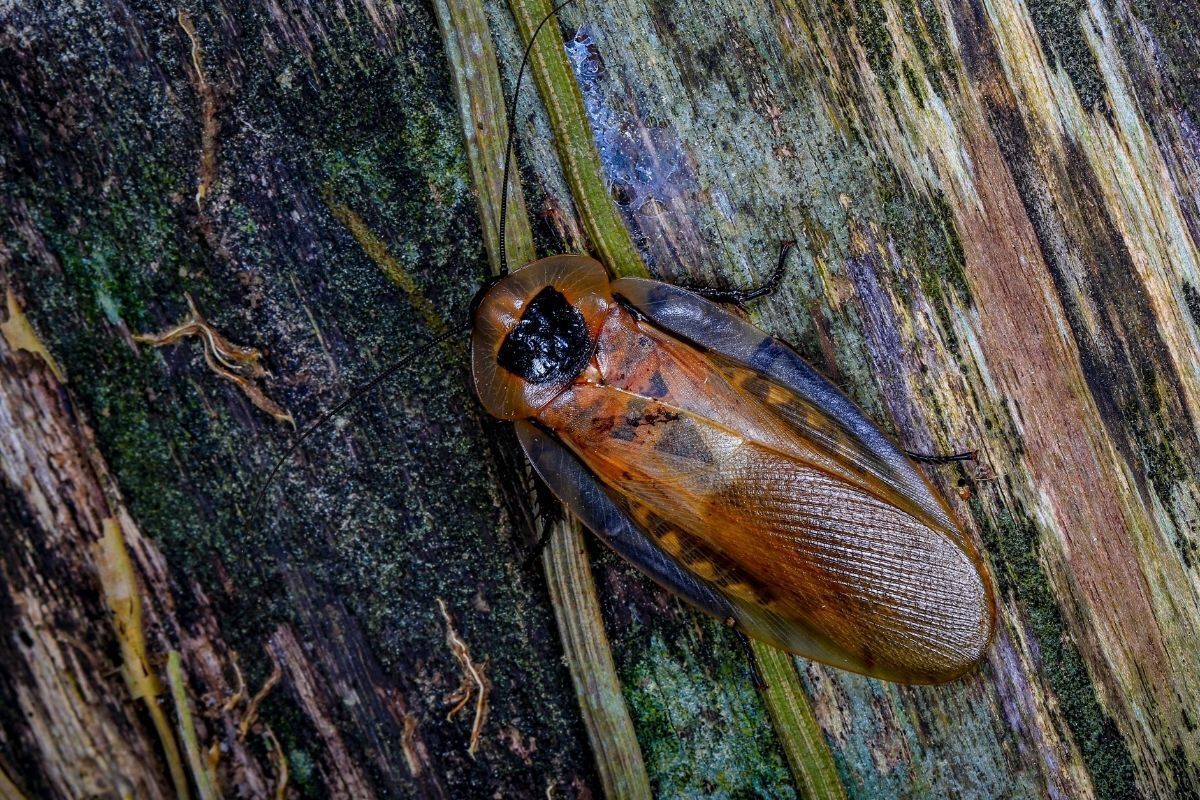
[497,286,593,384]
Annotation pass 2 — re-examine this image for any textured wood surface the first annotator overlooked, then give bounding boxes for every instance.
[2,0,1199,797]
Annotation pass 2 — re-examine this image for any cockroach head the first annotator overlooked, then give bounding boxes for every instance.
[470,255,613,420]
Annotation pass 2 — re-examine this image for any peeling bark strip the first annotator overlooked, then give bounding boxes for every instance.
[135,294,294,424]
[437,598,491,758]
[0,764,28,800]
[166,650,221,800]
[324,197,451,337]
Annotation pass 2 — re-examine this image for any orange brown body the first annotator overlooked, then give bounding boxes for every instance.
[472,255,995,684]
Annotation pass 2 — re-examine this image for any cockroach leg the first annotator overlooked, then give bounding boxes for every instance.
[680,240,798,305]
[905,449,977,465]
[732,626,768,690]
[522,520,555,571]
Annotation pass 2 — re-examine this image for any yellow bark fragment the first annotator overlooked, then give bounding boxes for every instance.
[1,288,65,382]
[95,519,191,800]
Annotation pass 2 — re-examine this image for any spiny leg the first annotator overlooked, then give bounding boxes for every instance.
[522,523,554,571]
[905,449,976,465]
[521,495,563,571]
[729,621,768,690]
[682,240,797,305]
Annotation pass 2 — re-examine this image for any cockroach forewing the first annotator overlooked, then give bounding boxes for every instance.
[515,418,906,679]
[598,277,993,682]
[611,277,958,540]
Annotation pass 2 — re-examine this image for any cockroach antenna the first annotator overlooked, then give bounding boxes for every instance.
[249,324,468,523]
[498,0,579,277]
[250,0,577,522]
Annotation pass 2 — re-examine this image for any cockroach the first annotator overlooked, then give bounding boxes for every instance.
[260,1,995,684]
[470,251,995,683]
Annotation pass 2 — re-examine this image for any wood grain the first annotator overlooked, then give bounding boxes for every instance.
[1,0,1198,796]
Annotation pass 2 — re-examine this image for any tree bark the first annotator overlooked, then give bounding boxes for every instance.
[2,0,1198,798]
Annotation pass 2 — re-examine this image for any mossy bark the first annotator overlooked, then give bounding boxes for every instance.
[2,0,1199,798]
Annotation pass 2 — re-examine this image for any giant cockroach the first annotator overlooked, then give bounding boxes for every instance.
[261,1,995,685]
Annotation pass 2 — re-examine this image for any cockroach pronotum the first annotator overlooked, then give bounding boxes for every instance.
[260,1,995,685]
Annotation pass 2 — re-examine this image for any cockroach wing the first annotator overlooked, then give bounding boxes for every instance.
[532,390,992,684]
[514,421,870,675]
[610,277,957,542]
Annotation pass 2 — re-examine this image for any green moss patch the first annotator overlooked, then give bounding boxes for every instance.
[975,505,1138,800]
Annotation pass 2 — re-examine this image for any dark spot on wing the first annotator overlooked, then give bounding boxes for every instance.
[627,406,680,428]
[611,423,637,442]
[604,397,643,441]
[645,371,669,398]
[591,415,620,438]
[653,416,715,465]
[707,479,750,513]
[634,505,775,606]
[739,373,775,402]
[608,397,681,439]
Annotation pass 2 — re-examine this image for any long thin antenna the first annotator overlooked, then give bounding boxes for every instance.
[498,0,578,277]
[252,0,578,520]
[250,324,470,522]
